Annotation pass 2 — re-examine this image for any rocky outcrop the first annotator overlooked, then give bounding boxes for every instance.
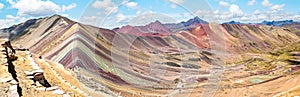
[0,38,87,96]
[0,40,22,97]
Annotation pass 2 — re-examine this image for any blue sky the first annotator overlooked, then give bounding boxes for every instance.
[0,0,299,29]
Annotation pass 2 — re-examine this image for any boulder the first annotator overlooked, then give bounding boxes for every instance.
[46,86,59,91]
[63,94,71,97]
[1,55,7,58]
[9,80,18,85]
[26,76,34,79]
[9,85,18,92]
[0,48,6,51]
[1,77,13,83]
[24,71,34,76]
[53,89,64,95]
[2,58,7,62]
[8,92,19,97]
[36,87,46,91]
[1,52,6,55]
[32,69,44,73]
[71,86,77,89]
[32,65,40,70]
[67,92,73,94]
[33,73,45,83]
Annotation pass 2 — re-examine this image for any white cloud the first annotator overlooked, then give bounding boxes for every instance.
[235,11,295,23]
[9,0,60,16]
[194,0,296,23]
[128,12,178,26]
[135,10,154,15]
[214,10,219,14]
[81,13,129,28]
[241,16,249,21]
[294,15,300,21]
[6,0,15,4]
[262,0,272,7]
[254,10,260,15]
[270,4,285,13]
[0,19,15,29]
[92,0,118,14]
[248,0,256,6]
[6,15,15,19]
[229,4,243,16]
[62,3,77,12]
[124,1,138,9]
[219,1,230,7]
[81,15,100,27]
[195,1,295,23]
[0,15,31,29]
[136,11,141,15]
[168,0,184,4]
[214,1,229,16]
[170,4,176,8]
[7,0,76,17]
[116,13,126,23]
[195,10,214,19]
[1,0,76,28]
[0,3,4,9]
[61,14,69,17]
[168,0,184,8]
[258,14,268,20]
[210,3,246,23]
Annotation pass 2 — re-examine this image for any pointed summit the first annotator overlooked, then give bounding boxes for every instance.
[1,14,76,40]
[48,14,74,24]
[185,16,208,26]
[154,20,161,23]
[223,21,243,24]
[149,20,163,25]
[163,16,208,32]
[147,20,165,29]
[193,16,202,22]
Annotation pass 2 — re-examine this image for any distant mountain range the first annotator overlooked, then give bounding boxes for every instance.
[163,16,208,32]
[3,15,299,37]
[223,21,243,24]
[113,16,300,36]
[113,20,173,36]
[113,16,208,35]
[259,20,299,26]
[223,20,300,26]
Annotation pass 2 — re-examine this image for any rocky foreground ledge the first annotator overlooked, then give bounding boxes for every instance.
[0,38,90,97]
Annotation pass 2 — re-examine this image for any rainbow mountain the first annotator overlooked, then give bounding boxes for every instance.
[1,14,300,96]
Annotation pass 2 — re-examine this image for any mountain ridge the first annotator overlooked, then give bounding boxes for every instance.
[113,16,208,35]
[2,14,300,34]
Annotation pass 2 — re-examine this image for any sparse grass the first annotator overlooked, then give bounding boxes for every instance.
[245,60,276,71]
[240,41,300,71]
